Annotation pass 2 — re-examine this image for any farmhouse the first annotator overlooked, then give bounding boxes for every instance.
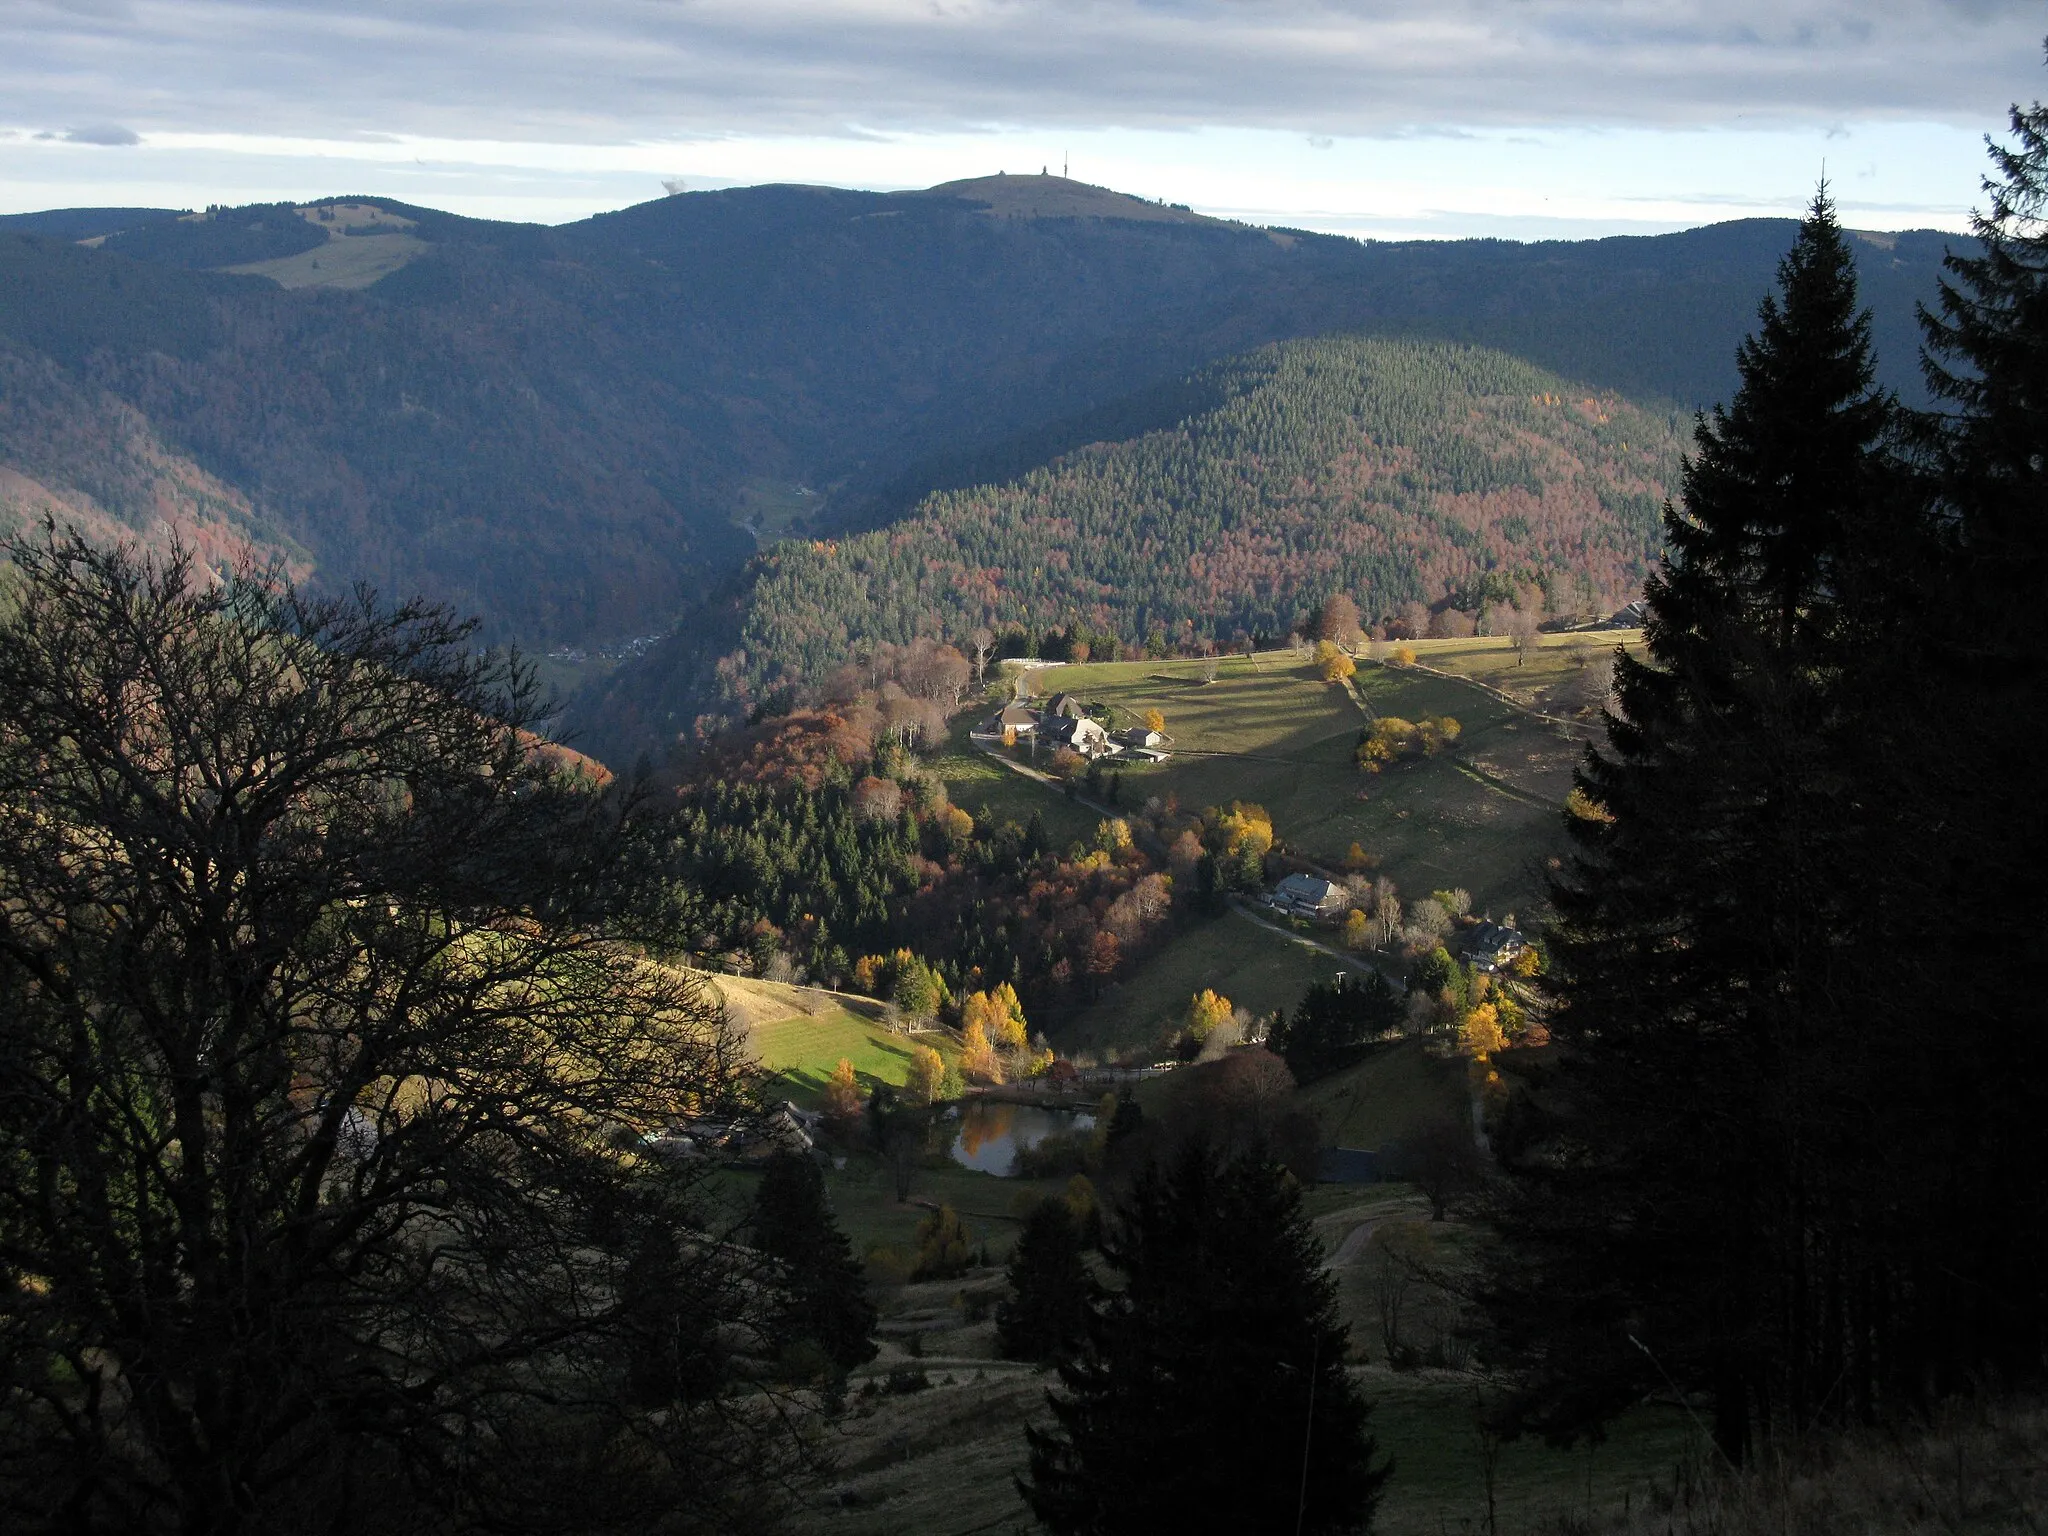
[984,700,1040,736]
[1460,921,1527,972]
[1271,873,1347,918]
[1042,691,1087,719]
[1041,714,1112,757]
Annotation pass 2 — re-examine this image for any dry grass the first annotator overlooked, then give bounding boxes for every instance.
[1589,1399,2048,1536]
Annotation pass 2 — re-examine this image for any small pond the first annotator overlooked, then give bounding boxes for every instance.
[948,1100,1095,1178]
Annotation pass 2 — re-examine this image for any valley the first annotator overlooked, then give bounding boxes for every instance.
[4,137,2033,1536]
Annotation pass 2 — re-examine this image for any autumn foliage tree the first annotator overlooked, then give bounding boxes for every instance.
[822,1057,864,1123]
[1315,639,1358,681]
[1316,592,1364,646]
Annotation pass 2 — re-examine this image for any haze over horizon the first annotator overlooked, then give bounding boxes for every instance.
[2,3,2042,240]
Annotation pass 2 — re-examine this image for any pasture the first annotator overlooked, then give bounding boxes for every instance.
[694,971,959,1107]
[1299,1037,1471,1152]
[1055,906,1354,1059]
[1011,650,1580,918]
[930,721,1104,850]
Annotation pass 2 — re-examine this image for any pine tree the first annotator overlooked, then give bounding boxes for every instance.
[751,1151,877,1375]
[1021,1139,1388,1534]
[1485,190,1893,1464]
[996,1199,1095,1364]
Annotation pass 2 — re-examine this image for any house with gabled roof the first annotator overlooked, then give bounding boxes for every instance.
[1460,921,1527,972]
[1271,873,1347,918]
[1040,714,1111,757]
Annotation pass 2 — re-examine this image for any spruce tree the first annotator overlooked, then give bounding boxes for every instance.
[996,1198,1095,1364]
[1886,82,2048,1392]
[752,1150,877,1375]
[1021,1139,1388,1534]
[1483,190,1892,1464]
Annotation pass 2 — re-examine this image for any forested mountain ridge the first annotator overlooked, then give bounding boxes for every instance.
[574,336,1686,754]
[0,178,1958,656]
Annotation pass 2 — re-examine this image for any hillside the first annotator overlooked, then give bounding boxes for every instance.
[575,336,1682,751]
[0,182,1959,660]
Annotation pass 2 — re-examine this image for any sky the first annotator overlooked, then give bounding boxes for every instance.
[2,1,2043,239]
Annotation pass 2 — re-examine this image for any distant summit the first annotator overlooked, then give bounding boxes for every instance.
[910,173,1220,225]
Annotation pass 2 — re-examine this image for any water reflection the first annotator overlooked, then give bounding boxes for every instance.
[949,1100,1095,1177]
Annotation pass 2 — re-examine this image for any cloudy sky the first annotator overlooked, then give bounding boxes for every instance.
[2,1,2042,237]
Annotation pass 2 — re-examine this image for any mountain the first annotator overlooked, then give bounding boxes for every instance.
[0,178,1962,662]
[0,208,185,241]
[575,335,1688,756]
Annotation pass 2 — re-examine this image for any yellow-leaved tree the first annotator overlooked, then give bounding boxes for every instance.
[905,1043,949,1107]
[823,1057,863,1122]
[964,984,1030,1052]
[1186,989,1235,1042]
[960,1018,1002,1083]
[1314,639,1357,682]
[1143,707,1167,734]
[1213,802,1274,862]
[1459,1004,1506,1061]
[1343,909,1370,950]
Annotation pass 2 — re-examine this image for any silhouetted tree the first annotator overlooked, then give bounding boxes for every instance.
[1272,971,1407,1082]
[0,530,771,1533]
[1022,1138,1389,1534]
[1479,189,1899,1465]
[752,1151,878,1376]
[996,1200,1095,1364]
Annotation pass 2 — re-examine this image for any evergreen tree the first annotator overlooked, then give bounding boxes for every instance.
[1272,970,1406,1082]
[1022,1139,1389,1534]
[751,1151,878,1375]
[996,1199,1095,1364]
[1876,80,2048,1395]
[1482,190,1894,1464]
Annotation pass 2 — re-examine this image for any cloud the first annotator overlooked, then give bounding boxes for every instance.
[0,1,2040,148]
[56,124,142,145]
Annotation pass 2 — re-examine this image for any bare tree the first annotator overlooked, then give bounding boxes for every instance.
[1505,605,1542,666]
[0,532,782,1533]
[968,625,996,682]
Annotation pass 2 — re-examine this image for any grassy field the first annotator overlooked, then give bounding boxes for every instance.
[228,231,430,289]
[694,971,959,1108]
[1301,1038,1470,1151]
[998,651,1574,918]
[929,718,1103,850]
[1054,906,1354,1059]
